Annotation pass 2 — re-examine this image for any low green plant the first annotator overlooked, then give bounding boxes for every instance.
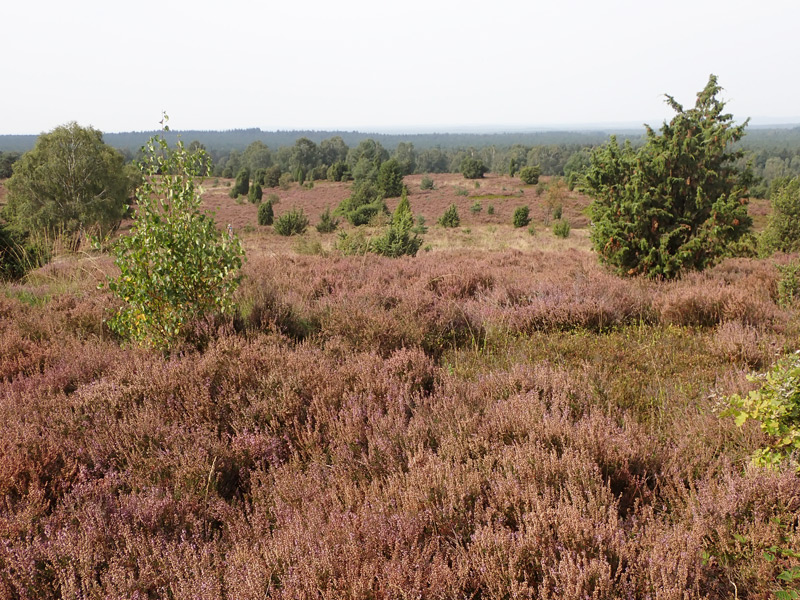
[470,201,482,214]
[258,201,274,226]
[336,229,370,255]
[553,219,571,238]
[552,203,563,220]
[723,352,800,471]
[420,175,435,190]
[278,172,293,191]
[316,207,339,233]
[519,165,541,185]
[106,120,244,351]
[274,208,309,236]
[371,189,422,257]
[527,223,536,236]
[487,204,495,215]
[438,204,460,228]
[266,193,280,205]
[412,215,428,235]
[777,261,800,308]
[454,186,469,197]
[512,205,531,228]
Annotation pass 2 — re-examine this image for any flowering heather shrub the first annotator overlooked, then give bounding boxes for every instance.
[1,249,799,598]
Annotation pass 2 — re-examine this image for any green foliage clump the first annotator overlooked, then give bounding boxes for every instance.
[438,204,460,228]
[263,165,282,188]
[278,172,293,190]
[370,189,422,257]
[248,183,262,204]
[0,224,48,280]
[519,165,541,185]
[316,207,339,233]
[106,123,244,351]
[724,352,800,471]
[777,260,800,308]
[487,204,495,215]
[376,158,405,198]
[336,229,370,256]
[470,201,482,214]
[336,182,388,226]
[420,176,435,190]
[454,186,469,197]
[327,161,350,182]
[274,208,309,236]
[553,219,571,238]
[460,156,488,179]
[512,205,530,228]
[585,75,753,279]
[760,177,800,255]
[258,201,274,226]
[4,122,130,238]
[229,167,250,198]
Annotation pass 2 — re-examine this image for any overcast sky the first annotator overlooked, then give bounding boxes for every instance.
[2,0,798,135]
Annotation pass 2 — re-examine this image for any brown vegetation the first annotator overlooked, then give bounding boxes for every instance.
[0,177,798,599]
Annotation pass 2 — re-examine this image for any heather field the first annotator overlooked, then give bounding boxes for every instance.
[1,177,799,599]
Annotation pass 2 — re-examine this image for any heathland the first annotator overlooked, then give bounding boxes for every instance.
[1,164,799,598]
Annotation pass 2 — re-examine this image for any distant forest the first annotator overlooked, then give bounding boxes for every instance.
[2,125,800,198]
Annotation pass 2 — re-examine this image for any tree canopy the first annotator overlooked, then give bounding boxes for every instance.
[4,122,130,237]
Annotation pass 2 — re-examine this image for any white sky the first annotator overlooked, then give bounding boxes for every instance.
[2,0,798,135]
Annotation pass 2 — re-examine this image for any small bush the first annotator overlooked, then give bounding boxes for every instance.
[412,215,428,235]
[487,204,495,215]
[278,172,293,190]
[519,165,541,185]
[460,156,488,179]
[724,352,800,470]
[274,208,309,236]
[527,223,536,236]
[760,177,800,255]
[552,203,563,220]
[258,201,274,226]
[512,206,530,228]
[420,175,435,190]
[229,167,250,198]
[337,182,388,226]
[264,165,282,188]
[777,260,800,307]
[438,204,460,228]
[553,219,571,238]
[316,207,339,233]
[266,192,280,205]
[336,229,370,255]
[248,182,262,204]
[454,186,469,197]
[470,201,482,214]
[371,190,422,258]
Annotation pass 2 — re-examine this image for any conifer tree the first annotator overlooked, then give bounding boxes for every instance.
[586,75,752,278]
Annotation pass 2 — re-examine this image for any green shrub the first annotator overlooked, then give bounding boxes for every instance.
[438,204,460,228]
[527,223,536,236]
[412,214,428,235]
[454,186,469,197]
[316,207,339,233]
[420,176,435,190]
[487,204,495,215]
[519,165,541,185]
[258,201,274,226]
[336,229,370,255]
[336,182,388,226]
[552,203,563,220]
[106,122,244,351]
[512,206,530,228]
[264,165,282,188]
[274,208,309,236]
[460,156,488,179]
[760,177,800,255]
[553,219,571,238]
[371,189,422,257]
[376,159,405,198]
[777,260,800,308]
[229,167,250,198]
[248,183,262,204]
[723,352,800,471]
[586,75,752,279]
[470,201,482,214]
[327,161,350,182]
[278,172,293,191]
